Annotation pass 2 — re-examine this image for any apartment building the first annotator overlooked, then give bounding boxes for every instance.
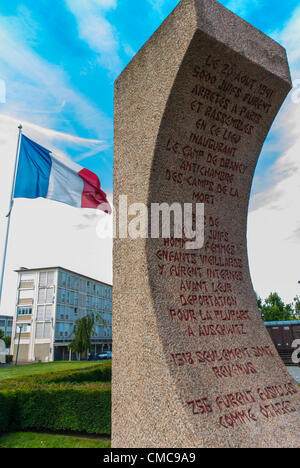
[11,267,112,362]
[0,315,13,337]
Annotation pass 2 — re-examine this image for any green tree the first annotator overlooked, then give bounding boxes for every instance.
[68,314,107,357]
[69,314,95,356]
[256,292,262,310]
[260,292,295,322]
[3,336,11,348]
[0,329,4,341]
[294,295,300,319]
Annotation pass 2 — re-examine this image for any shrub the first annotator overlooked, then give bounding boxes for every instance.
[0,362,112,434]
[10,383,111,434]
[5,355,13,364]
[43,362,111,384]
[0,391,14,433]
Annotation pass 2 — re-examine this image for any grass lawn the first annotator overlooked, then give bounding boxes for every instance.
[0,432,111,448]
[0,361,101,382]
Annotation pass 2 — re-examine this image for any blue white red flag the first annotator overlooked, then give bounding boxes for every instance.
[14,135,111,213]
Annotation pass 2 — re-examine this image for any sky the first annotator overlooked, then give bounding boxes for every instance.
[0,0,300,316]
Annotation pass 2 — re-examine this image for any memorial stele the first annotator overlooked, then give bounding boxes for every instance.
[112,0,300,448]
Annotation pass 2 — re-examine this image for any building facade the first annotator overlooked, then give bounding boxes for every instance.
[11,267,112,362]
[0,315,13,337]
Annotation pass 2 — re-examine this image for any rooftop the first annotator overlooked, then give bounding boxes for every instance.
[14,266,112,288]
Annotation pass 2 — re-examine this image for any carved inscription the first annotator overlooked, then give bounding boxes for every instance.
[154,49,299,430]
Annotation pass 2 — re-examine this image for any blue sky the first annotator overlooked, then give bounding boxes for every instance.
[0,0,298,189]
[0,0,300,311]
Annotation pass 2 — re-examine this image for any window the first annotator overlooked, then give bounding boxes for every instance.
[44,322,51,338]
[58,271,66,286]
[39,272,47,287]
[74,292,78,306]
[36,322,51,339]
[39,271,54,287]
[46,288,54,303]
[70,291,74,305]
[45,305,52,321]
[35,323,43,339]
[37,305,52,321]
[38,288,46,303]
[37,306,44,321]
[17,307,32,316]
[19,289,33,300]
[61,289,66,303]
[20,273,34,285]
[47,272,54,286]
[38,288,54,304]
[16,324,30,335]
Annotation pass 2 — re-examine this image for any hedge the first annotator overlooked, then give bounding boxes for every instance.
[0,382,111,434]
[12,383,111,434]
[44,362,111,384]
[0,391,14,433]
[0,363,112,434]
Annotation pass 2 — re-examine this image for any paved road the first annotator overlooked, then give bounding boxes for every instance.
[287,366,300,383]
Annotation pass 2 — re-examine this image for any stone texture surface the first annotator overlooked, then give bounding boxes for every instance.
[112,0,300,448]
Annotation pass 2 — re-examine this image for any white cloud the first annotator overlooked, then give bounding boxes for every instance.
[0,12,111,138]
[272,6,300,68]
[224,0,260,16]
[123,43,136,59]
[148,0,167,18]
[65,0,122,76]
[247,7,300,304]
[88,0,117,8]
[0,7,114,317]
[0,116,112,317]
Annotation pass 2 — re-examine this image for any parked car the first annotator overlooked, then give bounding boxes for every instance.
[88,351,112,361]
[97,351,112,360]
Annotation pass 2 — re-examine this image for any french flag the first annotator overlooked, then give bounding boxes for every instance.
[14,134,111,214]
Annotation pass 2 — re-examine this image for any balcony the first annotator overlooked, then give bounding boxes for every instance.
[19,281,35,289]
[17,315,32,322]
[18,298,33,305]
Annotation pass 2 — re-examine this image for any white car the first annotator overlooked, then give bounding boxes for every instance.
[97,351,112,360]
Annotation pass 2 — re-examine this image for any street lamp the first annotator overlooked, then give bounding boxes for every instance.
[15,323,23,366]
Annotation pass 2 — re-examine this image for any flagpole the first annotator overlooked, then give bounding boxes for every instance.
[0,124,23,305]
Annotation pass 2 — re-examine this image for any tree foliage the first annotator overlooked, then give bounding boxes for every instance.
[258,292,296,322]
[0,331,10,348]
[68,314,107,356]
[294,295,300,318]
[68,314,95,355]
[3,336,11,348]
